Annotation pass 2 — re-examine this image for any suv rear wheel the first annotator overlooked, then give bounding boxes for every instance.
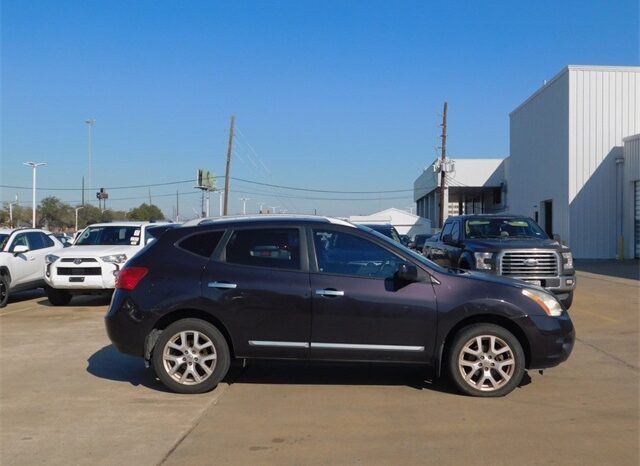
[152,319,231,394]
[447,323,525,397]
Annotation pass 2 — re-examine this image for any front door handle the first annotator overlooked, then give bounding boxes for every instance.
[315,289,345,297]
[208,281,238,290]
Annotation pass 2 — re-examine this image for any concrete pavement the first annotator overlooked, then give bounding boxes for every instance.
[0,265,638,465]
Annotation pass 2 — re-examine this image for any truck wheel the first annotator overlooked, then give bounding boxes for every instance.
[560,291,574,310]
[0,275,9,308]
[447,323,525,397]
[152,318,231,394]
[45,286,72,306]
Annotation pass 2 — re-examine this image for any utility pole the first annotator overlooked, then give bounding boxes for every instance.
[223,115,235,216]
[176,189,180,222]
[75,206,84,231]
[439,102,448,228]
[148,188,152,205]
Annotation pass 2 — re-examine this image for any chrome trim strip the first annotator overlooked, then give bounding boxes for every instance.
[315,289,345,297]
[310,342,424,352]
[248,340,309,348]
[208,281,238,289]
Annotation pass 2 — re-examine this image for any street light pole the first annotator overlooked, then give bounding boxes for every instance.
[85,118,96,203]
[75,206,84,231]
[23,162,46,227]
[239,197,250,215]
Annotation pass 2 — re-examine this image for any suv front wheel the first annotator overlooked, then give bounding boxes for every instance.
[447,323,525,397]
[152,319,231,394]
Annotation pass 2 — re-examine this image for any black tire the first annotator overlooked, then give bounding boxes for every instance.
[560,291,574,310]
[447,323,525,397]
[152,318,231,394]
[45,286,72,306]
[0,275,9,308]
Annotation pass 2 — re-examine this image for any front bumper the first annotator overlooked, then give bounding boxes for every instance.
[521,312,575,369]
[45,260,119,290]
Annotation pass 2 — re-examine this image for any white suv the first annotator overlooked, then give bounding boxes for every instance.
[0,228,65,307]
[44,222,169,305]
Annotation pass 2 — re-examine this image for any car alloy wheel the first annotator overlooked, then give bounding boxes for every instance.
[162,330,218,385]
[458,335,515,392]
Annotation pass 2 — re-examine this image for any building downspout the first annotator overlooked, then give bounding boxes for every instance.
[616,155,625,260]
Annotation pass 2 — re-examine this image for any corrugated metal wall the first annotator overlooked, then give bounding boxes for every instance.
[509,70,570,243]
[568,68,640,258]
[622,135,640,258]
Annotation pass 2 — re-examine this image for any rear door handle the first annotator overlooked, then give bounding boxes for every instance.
[315,289,345,297]
[208,281,238,289]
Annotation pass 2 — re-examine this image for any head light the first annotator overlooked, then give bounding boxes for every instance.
[473,252,493,270]
[100,254,128,264]
[45,254,60,265]
[522,288,563,317]
[562,252,573,270]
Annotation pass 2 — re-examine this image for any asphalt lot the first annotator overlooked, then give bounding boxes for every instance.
[1,262,638,465]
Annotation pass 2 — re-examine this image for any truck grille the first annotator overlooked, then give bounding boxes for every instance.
[57,267,102,276]
[499,251,558,278]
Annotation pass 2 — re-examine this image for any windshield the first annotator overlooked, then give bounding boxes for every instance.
[357,225,447,273]
[75,226,142,246]
[364,225,402,243]
[465,217,548,239]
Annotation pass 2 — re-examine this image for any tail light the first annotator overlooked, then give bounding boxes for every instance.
[116,267,149,290]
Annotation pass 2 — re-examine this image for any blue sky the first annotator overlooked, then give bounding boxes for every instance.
[2,0,638,218]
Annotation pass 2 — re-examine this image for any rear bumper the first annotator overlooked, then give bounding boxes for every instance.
[104,291,152,357]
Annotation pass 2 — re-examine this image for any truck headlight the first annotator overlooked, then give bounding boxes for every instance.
[522,288,563,317]
[100,254,128,264]
[474,252,493,270]
[45,254,59,265]
[562,252,573,270]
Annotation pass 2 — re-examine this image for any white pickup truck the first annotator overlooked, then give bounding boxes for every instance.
[44,222,171,305]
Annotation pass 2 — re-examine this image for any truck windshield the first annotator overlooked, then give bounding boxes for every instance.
[465,218,548,239]
[75,226,141,246]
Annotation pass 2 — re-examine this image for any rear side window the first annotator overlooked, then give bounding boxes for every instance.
[26,232,45,250]
[178,231,224,258]
[225,228,300,270]
[43,234,55,248]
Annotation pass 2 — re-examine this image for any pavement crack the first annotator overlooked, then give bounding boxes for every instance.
[157,365,247,466]
[576,337,639,372]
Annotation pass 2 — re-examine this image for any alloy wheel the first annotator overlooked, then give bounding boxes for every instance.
[162,330,218,385]
[458,335,515,392]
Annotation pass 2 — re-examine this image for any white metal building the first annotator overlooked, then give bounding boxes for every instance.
[622,134,640,258]
[413,158,508,229]
[509,65,640,258]
[348,208,431,236]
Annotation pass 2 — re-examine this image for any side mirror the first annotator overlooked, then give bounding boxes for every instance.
[13,245,29,255]
[442,234,453,244]
[396,263,419,282]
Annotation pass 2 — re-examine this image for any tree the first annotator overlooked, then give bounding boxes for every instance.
[39,196,73,229]
[128,203,164,221]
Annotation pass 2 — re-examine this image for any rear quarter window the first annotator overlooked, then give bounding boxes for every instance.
[178,231,224,258]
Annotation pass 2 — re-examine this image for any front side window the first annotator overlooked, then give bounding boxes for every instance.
[441,222,453,239]
[451,222,460,242]
[9,233,28,252]
[75,226,142,246]
[225,228,300,270]
[313,229,405,278]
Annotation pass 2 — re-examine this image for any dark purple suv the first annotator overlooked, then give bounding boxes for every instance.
[105,215,575,397]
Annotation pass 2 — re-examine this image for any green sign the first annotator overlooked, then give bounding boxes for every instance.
[197,169,216,190]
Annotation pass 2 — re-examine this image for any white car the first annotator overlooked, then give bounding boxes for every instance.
[44,222,169,305]
[0,228,65,307]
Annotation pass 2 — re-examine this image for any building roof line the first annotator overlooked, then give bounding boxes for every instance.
[509,65,640,117]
